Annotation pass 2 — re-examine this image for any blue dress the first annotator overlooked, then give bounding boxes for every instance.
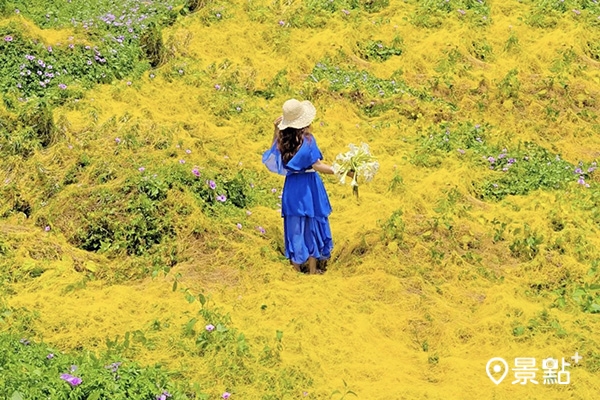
[262,135,333,265]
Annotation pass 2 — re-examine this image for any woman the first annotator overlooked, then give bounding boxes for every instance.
[262,99,340,274]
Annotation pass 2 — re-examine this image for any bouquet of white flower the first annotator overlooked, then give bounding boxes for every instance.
[332,143,379,199]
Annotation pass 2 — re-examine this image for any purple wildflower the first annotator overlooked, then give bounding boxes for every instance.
[257,226,266,234]
[457,148,466,154]
[271,188,277,193]
[127,81,132,86]
[44,226,51,232]
[236,223,242,230]
[572,9,581,15]
[588,167,596,173]
[342,9,350,15]
[508,158,516,164]
[179,159,186,164]
[217,194,227,202]
[578,176,585,185]
[209,180,216,190]
[214,84,221,90]
[246,210,252,215]
[87,60,92,65]
[222,393,231,399]
[185,149,191,154]
[279,20,285,26]
[60,374,82,386]
[15,9,20,13]
[4,36,13,42]
[206,324,215,332]
[458,9,466,15]
[139,167,145,172]
[47,353,55,359]
[70,365,78,372]
[58,83,67,90]
[487,156,496,163]
[69,44,74,49]
[115,137,121,143]
[47,46,53,52]
[575,168,583,174]
[106,362,122,373]
[192,168,200,177]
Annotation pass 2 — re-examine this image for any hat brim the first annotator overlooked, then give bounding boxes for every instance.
[278,101,316,130]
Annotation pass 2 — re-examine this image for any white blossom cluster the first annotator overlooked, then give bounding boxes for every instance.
[333,143,379,191]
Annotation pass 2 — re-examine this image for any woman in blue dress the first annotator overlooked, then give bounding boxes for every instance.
[262,99,345,274]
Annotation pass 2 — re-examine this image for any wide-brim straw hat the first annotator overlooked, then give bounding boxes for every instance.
[278,99,316,130]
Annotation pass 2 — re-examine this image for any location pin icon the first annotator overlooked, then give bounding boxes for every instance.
[486,357,509,385]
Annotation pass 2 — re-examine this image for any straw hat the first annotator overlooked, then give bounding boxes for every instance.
[278,99,316,130]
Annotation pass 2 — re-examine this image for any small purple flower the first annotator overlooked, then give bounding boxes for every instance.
[588,167,596,173]
[578,177,586,185]
[342,9,350,15]
[16,83,22,89]
[246,210,252,215]
[69,44,74,49]
[106,362,122,373]
[139,167,145,172]
[458,9,466,15]
[179,69,183,74]
[47,46,53,52]
[44,226,51,232]
[185,149,191,154]
[575,168,583,174]
[279,20,285,26]
[209,180,216,190]
[15,9,20,13]
[127,81,132,86]
[192,168,200,177]
[250,183,255,188]
[487,156,496,163]
[502,167,508,172]
[508,158,516,164]
[47,353,55,359]
[217,194,227,202]
[58,83,67,90]
[87,60,93,65]
[60,373,82,386]
[115,137,121,143]
[214,84,221,90]
[572,9,581,15]
[70,365,78,372]
[457,149,465,154]
[206,324,215,332]
[179,159,186,164]
[271,188,277,193]
[156,391,172,400]
[215,13,221,18]
[236,223,242,230]
[257,226,266,234]
[222,393,231,399]
[4,36,13,42]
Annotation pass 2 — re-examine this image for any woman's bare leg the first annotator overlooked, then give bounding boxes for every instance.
[291,261,302,272]
[308,257,317,275]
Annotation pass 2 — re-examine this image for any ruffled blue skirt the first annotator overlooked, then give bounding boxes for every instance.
[284,216,333,265]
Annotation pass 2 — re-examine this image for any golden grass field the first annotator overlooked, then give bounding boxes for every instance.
[2,0,600,398]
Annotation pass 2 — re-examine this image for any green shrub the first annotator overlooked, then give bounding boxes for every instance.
[0,333,188,399]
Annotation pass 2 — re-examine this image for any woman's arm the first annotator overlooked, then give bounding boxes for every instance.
[272,116,283,144]
[312,160,334,174]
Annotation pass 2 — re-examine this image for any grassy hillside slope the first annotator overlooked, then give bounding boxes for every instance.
[1,0,600,398]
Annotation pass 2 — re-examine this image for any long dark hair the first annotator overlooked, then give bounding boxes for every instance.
[277,126,312,165]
